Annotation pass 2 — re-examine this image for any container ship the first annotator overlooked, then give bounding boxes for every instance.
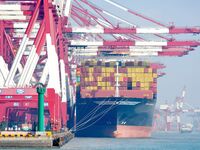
[75,60,159,138]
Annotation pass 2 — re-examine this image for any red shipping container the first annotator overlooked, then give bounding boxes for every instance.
[110,72,115,77]
[110,77,115,82]
[119,90,153,99]
[150,82,157,88]
[94,90,115,98]
[91,82,96,86]
[110,82,115,86]
[144,68,149,73]
[119,81,126,86]
[119,68,127,73]
[123,77,128,82]
[102,77,107,82]
[136,81,140,87]
[134,87,140,90]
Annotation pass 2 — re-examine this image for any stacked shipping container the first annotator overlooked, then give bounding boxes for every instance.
[76,60,158,99]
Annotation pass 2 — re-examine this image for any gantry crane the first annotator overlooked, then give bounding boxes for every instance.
[0,0,199,132]
[160,87,200,131]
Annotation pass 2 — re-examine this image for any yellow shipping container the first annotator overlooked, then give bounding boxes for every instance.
[132,82,136,87]
[88,73,93,76]
[144,77,148,82]
[140,68,145,73]
[128,68,132,72]
[134,73,138,77]
[85,78,88,82]
[144,83,149,87]
[108,68,114,72]
[106,82,111,86]
[149,77,153,82]
[92,86,97,90]
[89,77,92,82]
[148,68,153,73]
[136,76,141,81]
[144,74,149,78]
[97,77,102,82]
[153,73,158,78]
[102,68,106,72]
[128,73,132,77]
[97,82,101,86]
[135,68,140,73]
[132,68,136,72]
[140,82,144,87]
[119,76,123,81]
[102,87,106,90]
[140,73,145,78]
[106,73,110,77]
[131,74,135,78]
[140,83,145,87]
[123,73,127,77]
[132,77,137,82]
[89,68,94,72]
[140,78,145,82]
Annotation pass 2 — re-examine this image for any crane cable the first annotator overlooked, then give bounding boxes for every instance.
[74,98,127,132]
[69,98,112,131]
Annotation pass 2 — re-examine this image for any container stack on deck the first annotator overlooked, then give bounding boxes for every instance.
[77,60,157,99]
[75,60,160,137]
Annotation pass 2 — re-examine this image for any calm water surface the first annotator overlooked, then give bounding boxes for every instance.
[61,132,200,150]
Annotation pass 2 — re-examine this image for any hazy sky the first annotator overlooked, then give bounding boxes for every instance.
[124,0,200,106]
[87,0,200,107]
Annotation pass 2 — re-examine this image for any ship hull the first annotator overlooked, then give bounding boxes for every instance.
[116,99,155,138]
[75,97,156,138]
[114,125,152,138]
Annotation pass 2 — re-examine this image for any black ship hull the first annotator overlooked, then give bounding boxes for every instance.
[75,97,156,137]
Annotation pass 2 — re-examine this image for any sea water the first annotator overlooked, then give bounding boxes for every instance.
[61,132,200,150]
